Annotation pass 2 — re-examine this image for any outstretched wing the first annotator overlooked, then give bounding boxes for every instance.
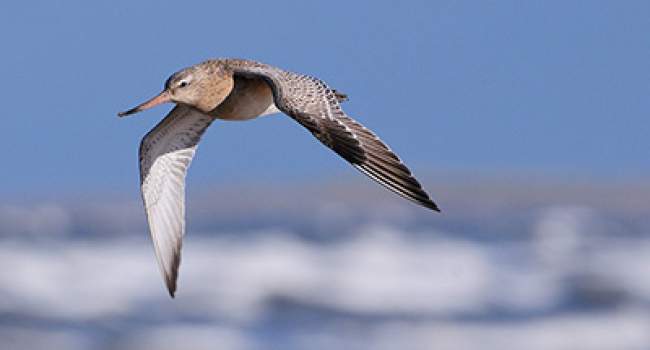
[139,105,214,297]
[229,59,439,211]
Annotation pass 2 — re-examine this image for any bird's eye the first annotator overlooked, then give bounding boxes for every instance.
[179,80,189,88]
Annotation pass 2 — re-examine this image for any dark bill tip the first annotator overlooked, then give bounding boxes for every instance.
[117,107,140,117]
[117,90,171,118]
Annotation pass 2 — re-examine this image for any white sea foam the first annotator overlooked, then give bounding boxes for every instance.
[0,224,648,317]
[0,205,648,349]
[289,309,650,350]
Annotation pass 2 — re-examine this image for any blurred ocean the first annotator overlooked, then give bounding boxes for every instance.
[1,177,649,350]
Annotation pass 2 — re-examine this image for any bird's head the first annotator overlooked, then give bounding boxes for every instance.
[118,62,234,117]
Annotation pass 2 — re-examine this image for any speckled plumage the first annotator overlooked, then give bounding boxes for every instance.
[120,58,439,297]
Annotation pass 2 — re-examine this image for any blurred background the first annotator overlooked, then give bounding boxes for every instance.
[1,1,649,349]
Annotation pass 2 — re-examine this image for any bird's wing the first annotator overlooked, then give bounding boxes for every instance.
[229,59,439,211]
[139,105,214,297]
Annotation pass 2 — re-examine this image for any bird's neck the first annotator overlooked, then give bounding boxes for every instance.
[195,74,234,113]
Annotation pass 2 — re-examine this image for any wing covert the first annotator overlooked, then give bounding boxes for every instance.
[228,59,439,211]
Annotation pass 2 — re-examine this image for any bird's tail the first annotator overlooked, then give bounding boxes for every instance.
[333,89,349,102]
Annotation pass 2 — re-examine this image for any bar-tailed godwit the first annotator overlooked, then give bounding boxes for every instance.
[119,59,439,296]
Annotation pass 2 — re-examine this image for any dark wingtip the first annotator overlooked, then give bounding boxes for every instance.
[165,252,180,299]
[428,202,441,213]
[420,197,441,212]
[166,278,177,298]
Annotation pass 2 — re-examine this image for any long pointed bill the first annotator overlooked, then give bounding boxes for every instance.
[118,91,172,117]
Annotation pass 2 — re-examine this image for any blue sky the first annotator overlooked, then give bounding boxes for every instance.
[0,0,648,196]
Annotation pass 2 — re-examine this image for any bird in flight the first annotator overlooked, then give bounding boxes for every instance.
[118,58,439,297]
